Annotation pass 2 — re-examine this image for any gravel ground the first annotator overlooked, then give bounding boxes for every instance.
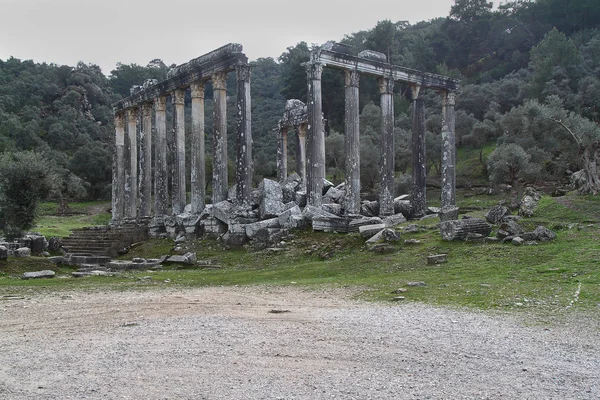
[0,286,598,399]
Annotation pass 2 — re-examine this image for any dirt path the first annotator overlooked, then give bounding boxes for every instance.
[1,286,598,399]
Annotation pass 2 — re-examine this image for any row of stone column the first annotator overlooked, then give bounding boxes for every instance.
[305,62,457,218]
[112,65,252,222]
[277,124,307,183]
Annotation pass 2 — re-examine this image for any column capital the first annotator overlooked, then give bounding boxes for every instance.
[306,62,324,81]
[141,102,153,118]
[379,77,394,94]
[410,84,424,100]
[126,107,138,119]
[212,72,227,90]
[345,69,360,88]
[154,96,167,111]
[297,123,308,137]
[190,81,205,99]
[235,63,252,82]
[115,112,125,129]
[172,88,185,105]
[441,90,456,107]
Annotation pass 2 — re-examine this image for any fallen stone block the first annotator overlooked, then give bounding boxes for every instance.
[440,218,492,241]
[322,179,334,195]
[14,247,31,257]
[485,205,509,224]
[0,245,7,260]
[278,205,304,229]
[427,254,448,265]
[323,187,345,204]
[302,205,339,221]
[348,217,383,232]
[259,178,285,219]
[213,200,235,224]
[383,213,407,227]
[164,252,197,265]
[22,270,55,279]
[512,237,525,246]
[313,217,348,233]
[294,190,307,208]
[246,218,281,239]
[322,203,342,216]
[360,201,379,217]
[359,224,385,239]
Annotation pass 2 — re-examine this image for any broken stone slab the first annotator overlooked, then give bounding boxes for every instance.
[383,213,407,228]
[440,218,492,241]
[294,190,307,208]
[360,201,379,217]
[366,228,401,245]
[439,206,459,222]
[359,224,386,239]
[322,203,342,216]
[0,245,7,260]
[499,220,523,236]
[25,234,47,255]
[72,271,112,278]
[252,227,286,245]
[394,199,412,219]
[14,247,31,257]
[427,207,441,215]
[427,254,448,265]
[485,205,509,224]
[519,195,538,217]
[278,205,305,230]
[162,252,197,265]
[322,179,334,195]
[202,217,227,236]
[302,205,339,221]
[512,237,525,246]
[348,217,384,232]
[465,233,486,242]
[213,200,235,224]
[22,270,55,279]
[522,226,557,242]
[312,216,349,233]
[246,218,281,240]
[77,264,108,272]
[323,187,345,204]
[259,178,285,219]
[224,223,249,247]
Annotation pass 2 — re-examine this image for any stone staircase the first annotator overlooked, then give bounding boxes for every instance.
[61,222,149,258]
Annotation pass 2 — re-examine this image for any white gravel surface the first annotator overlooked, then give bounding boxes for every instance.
[1,286,598,399]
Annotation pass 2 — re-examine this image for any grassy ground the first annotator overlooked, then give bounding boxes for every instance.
[1,191,598,319]
[34,201,112,237]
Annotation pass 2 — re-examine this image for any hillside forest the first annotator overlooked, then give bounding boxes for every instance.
[1,0,600,211]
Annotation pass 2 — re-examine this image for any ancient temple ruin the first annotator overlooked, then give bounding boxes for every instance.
[110,42,459,245]
[111,44,252,227]
[304,42,460,219]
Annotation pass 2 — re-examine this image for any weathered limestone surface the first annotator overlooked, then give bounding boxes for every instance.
[440,219,492,241]
[306,62,325,207]
[236,64,252,204]
[139,103,153,217]
[22,270,55,279]
[379,77,395,217]
[411,85,427,218]
[344,69,361,215]
[359,224,386,239]
[259,179,285,219]
[441,91,457,212]
[212,72,228,204]
[383,213,407,227]
[348,217,383,232]
[112,113,126,221]
[277,128,288,181]
[127,108,138,218]
[172,89,186,215]
[154,96,168,217]
[190,81,206,214]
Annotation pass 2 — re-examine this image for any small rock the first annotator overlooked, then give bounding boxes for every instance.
[407,281,427,287]
[22,270,55,279]
[512,237,525,246]
[391,296,406,301]
[404,239,421,245]
[427,254,448,265]
[391,288,407,294]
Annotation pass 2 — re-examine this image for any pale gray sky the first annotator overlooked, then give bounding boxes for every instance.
[0,0,499,74]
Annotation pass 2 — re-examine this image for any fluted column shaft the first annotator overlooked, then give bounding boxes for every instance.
[154,96,168,217]
[379,77,395,217]
[441,90,457,210]
[212,72,228,204]
[411,84,427,218]
[190,82,206,214]
[127,107,138,218]
[296,124,307,186]
[344,70,361,215]
[306,62,325,207]
[139,102,152,217]
[171,89,186,215]
[236,64,252,204]
[112,113,125,222]
[277,128,288,181]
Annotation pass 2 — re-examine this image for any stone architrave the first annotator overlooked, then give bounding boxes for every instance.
[236,63,252,205]
[344,69,361,215]
[306,62,325,207]
[441,90,457,212]
[379,76,395,217]
[190,81,206,214]
[112,112,126,221]
[154,96,168,217]
[411,84,427,218]
[296,124,307,185]
[277,128,288,181]
[172,88,186,215]
[212,72,228,204]
[127,107,139,218]
[139,102,153,217]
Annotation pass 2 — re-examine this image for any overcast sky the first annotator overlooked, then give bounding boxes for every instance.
[0,0,499,75]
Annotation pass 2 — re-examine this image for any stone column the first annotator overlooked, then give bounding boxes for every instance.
[296,124,307,186]
[190,81,206,214]
[154,96,168,217]
[277,128,288,181]
[112,112,126,222]
[411,84,427,218]
[379,77,395,217]
[139,102,153,217]
[344,69,360,215]
[306,62,325,207]
[212,72,228,204]
[172,89,186,215]
[235,63,252,205]
[441,90,457,218]
[127,107,139,218]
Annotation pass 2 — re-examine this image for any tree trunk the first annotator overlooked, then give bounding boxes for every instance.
[580,146,600,195]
